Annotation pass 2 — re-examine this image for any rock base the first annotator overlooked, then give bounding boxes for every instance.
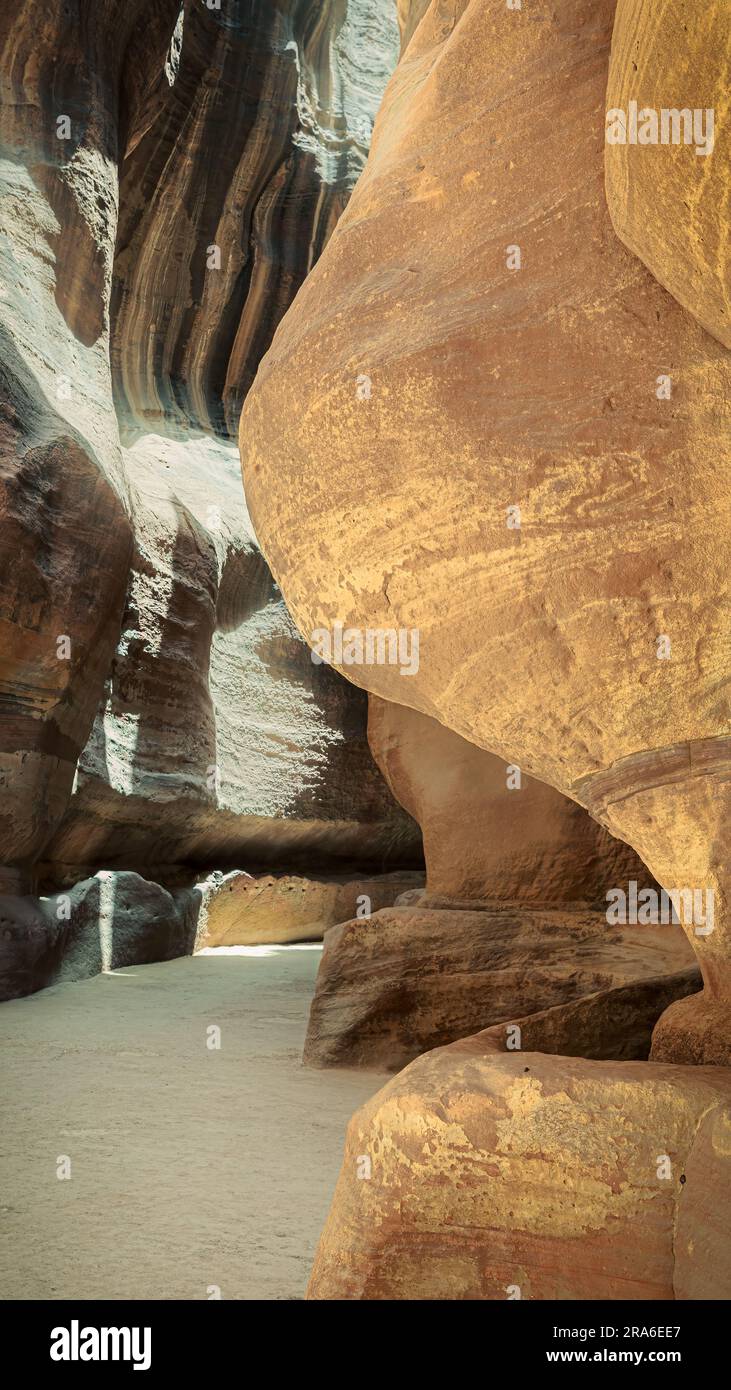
[304,904,695,1070]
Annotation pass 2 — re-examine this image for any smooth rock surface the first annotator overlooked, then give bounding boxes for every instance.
[368,695,653,904]
[307,1042,731,1299]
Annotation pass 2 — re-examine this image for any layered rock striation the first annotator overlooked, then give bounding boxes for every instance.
[0,0,411,995]
[304,903,695,1070]
[241,0,731,1063]
[113,0,400,437]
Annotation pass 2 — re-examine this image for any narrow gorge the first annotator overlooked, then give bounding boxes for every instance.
[1,0,729,1319]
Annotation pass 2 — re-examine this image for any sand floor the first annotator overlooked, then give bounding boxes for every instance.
[0,945,388,1300]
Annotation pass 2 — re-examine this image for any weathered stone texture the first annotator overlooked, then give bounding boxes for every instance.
[241,0,731,1059]
[308,1044,731,1299]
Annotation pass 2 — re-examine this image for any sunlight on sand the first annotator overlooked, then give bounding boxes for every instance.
[196,943,324,958]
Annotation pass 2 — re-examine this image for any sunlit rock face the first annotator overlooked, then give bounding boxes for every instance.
[0,0,180,893]
[0,1,411,979]
[44,432,417,885]
[240,0,731,1062]
[112,0,400,437]
[191,867,423,948]
[605,0,731,349]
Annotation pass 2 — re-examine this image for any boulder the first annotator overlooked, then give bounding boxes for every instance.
[0,895,56,1002]
[0,871,190,1001]
[307,1042,731,1299]
[192,868,424,948]
[304,904,695,1070]
[241,0,731,1059]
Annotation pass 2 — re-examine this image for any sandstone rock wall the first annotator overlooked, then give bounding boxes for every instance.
[112,0,400,437]
[240,0,731,1062]
[304,694,677,1069]
[43,434,417,886]
[288,0,731,1300]
[368,695,651,906]
[606,0,731,349]
[0,0,182,890]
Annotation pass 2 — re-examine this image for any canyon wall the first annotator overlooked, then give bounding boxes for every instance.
[3,0,729,1304]
[0,0,417,997]
[240,0,731,1066]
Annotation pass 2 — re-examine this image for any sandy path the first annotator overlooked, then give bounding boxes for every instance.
[0,945,388,1300]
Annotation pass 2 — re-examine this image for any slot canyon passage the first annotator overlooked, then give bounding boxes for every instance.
[0,0,730,1308]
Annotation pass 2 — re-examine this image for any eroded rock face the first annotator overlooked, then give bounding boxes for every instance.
[368,695,651,905]
[304,904,695,1070]
[241,0,731,1060]
[606,0,731,349]
[112,0,400,437]
[1,2,412,948]
[307,1041,731,1299]
[0,0,182,889]
[305,695,676,1069]
[479,967,702,1064]
[43,435,417,885]
[192,867,424,948]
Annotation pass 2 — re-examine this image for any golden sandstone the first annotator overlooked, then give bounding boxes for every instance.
[1,0,729,1304]
[241,0,731,1067]
[606,0,731,348]
[239,0,731,1298]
